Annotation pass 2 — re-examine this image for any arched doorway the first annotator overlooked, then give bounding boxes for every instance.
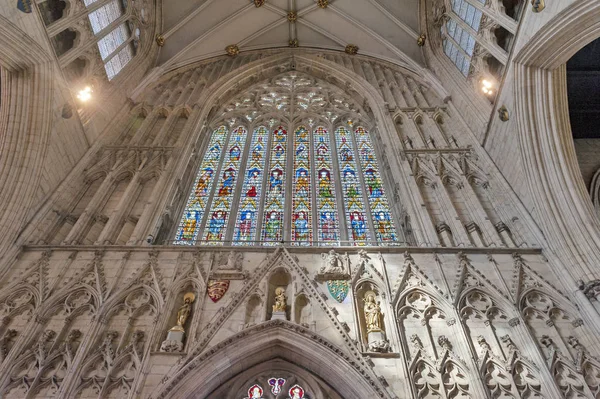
[152,320,389,398]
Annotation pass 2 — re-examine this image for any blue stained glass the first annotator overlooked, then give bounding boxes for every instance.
[234,126,269,244]
[261,126,287,244]
[175,126,228,244]
[354,127,398,243]
[292,126,312,245]
[335,126,370,245]
[202,126,248,244]
[314,126,340,244]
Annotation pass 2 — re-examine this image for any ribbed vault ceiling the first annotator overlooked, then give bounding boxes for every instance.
[159,0,422,70]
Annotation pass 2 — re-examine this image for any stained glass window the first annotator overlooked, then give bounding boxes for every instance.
[355,127,398,242]
[174,72,400,247]
[233,126,269,244]
[314,126,340,244]
[261,126,287,244]
[174,126,227,244]
[335,126,371,244]
[291,126,312,245]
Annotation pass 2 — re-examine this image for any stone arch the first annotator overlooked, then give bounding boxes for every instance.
[0,16,54,265]
[152,320,388,399]
[512,0,600,285]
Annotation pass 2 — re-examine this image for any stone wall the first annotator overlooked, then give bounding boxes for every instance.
[0,246,597,398]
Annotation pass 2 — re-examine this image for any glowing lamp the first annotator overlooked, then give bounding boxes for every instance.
[77,86,93,102]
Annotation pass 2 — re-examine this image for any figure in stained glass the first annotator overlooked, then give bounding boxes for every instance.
[296,168,309,196]
[320,211,337,241]
[237,210,253,241]
[246,384,264,399]
[294,211,309,241]
[178,211,200,241]
[206,210,227,241]
[318,169,332,197]
[229,144,241,161]
[246,168,261,197]
[265,211,282,241]
[365,168,383,198]
[270,169,283,193]
[218,167,235,196]
[350,211,367,241]
[195,168,213,197]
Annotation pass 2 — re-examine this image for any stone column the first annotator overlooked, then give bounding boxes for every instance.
[63,174,117,244]
[96,172,142,244]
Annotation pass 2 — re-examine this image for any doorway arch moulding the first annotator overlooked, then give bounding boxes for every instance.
[150,319,391,398]
[139,51,449,247]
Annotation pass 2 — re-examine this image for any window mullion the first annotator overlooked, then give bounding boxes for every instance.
[309,125,318,246]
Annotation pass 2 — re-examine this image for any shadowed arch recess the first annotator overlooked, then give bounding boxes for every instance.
[152,320,388,399]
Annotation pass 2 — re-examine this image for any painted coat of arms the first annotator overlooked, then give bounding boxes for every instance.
[207,280,230,302]
[327,280,349,303]
[17,0,33,13]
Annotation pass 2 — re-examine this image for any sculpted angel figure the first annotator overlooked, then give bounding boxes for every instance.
[364,291,383,333]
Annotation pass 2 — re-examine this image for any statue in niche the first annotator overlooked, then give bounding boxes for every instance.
[170,292,195,333]
[161,292,196,352]
[364,291,383,333]
[272,287,287,312]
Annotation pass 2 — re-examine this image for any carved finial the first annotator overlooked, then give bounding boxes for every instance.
[317,0,329,8]
[289,39,299,48]
[531,0,545,13]
[156,34,165,47]
[417,33,426,47]
[287,11,297,22]
[253,0,265,6]
[438,335,452,351]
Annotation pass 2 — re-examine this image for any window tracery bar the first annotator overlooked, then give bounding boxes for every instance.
[355,127,398,243]
[233,126,269,245]
[261,126,288,244]
[291,126,312,245]
[203,126,248,244]
[314,126,340,244]
[335,126,371,245]
[175,126,228,244]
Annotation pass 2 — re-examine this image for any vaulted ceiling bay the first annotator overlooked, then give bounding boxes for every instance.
[158,0,423,70]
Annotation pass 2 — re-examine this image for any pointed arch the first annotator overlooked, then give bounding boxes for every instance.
[152,320,387,399]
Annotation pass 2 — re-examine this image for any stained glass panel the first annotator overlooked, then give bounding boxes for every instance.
[234,126,269,244]
[202,126,248,244]
[335,126,370,245]
[261,126,287,244]
[314,126,340,244]
[354,126,398,243]
[175,126,228,244]
[291,126,312,245]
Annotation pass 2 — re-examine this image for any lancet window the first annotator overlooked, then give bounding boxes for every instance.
[174,72,399,246]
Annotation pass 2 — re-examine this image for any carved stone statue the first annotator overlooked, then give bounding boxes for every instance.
[317,249,350,281]
[272,287,287,312]
[321,249,343,273]
[161,292,196,352]
[364,291,383,333]
[170,293,196,333]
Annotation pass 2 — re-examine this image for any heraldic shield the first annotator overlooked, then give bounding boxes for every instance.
[327,280,349,303]
[207,280,230,302]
